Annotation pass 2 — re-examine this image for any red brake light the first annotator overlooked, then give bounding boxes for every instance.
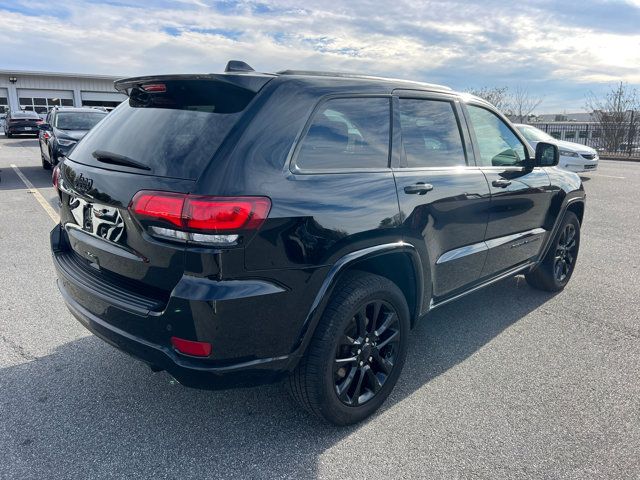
[142,83,166,92]
[52,164,61,189]
[184,197,271,232]
[129,191,271,244]
[130,191,184,228]
[170,337,212,357]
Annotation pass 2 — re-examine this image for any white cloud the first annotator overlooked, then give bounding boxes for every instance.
[1,0,638,111]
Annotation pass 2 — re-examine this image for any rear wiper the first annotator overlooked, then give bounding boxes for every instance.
[92,150,151,170]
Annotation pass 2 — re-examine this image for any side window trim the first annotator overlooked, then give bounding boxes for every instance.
[462,101,534,169]
[393,93,473,170]
[290,94,393,175]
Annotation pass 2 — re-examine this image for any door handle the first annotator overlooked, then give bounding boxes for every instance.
[404,183,434,195]
[492,179,512,188]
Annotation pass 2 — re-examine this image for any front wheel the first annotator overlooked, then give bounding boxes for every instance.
[526,211,580,292]
[41,149,51,170]
[287,271,410,425]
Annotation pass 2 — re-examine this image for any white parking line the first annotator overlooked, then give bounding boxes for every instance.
[592,174,626,179]
[10,163,60,224]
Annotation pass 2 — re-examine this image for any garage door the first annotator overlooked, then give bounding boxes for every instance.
[0,87,8,114]
[81,91,126,109]
[17,88,74,114]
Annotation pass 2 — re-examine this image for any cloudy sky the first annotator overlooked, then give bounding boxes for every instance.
[1,0,639,112]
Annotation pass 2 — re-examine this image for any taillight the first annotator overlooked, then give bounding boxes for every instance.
[129,191,271,246]
[142,83,166,92]
[52,164,61,189]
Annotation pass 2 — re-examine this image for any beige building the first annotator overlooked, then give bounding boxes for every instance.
[0,69,126,115]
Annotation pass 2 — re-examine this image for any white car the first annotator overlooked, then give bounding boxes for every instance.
[515,124,598,173]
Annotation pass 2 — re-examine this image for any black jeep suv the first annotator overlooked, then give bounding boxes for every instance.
[39,107,108,169]
[51,61,585,425]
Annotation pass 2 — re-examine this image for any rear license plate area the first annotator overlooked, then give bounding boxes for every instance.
[68,196,125,243]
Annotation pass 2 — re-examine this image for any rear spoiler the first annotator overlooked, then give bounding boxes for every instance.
[114,72,276,95]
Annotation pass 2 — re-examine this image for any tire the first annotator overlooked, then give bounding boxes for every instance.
[526,211,580,292]
[6,132,12,138]
[287,271,410,425]
[49,148,58,167]
[41,150,51,170]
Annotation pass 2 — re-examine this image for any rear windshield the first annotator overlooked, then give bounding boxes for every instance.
[68,80,256,180]
[55,112,106,130]
[13,111,40,119]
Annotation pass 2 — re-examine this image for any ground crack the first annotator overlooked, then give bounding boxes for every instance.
[0,333,37,361]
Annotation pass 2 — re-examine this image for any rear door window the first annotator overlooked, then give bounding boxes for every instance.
[68,80,257,180]
[295,97,390,171]
[399,98,466,167]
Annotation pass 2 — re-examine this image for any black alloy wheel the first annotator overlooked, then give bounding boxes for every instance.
[554,223,577,282]
[334,299,400,406]
[526,211,580,292]
[287,271,410,425]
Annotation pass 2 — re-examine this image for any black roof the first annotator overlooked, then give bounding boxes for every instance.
[10,110,40,118]
[276,70,452,92]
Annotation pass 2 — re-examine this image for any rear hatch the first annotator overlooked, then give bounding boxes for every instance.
[9,113,41,129]
[57,73,274,303]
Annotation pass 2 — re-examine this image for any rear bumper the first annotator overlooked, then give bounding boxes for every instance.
[51,224,300,389]
[6,126,39,134]
[58,281,290,389]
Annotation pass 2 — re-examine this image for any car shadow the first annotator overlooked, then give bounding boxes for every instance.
[0,276,556,477]
[0,137,39,146]
[0,165,55,191]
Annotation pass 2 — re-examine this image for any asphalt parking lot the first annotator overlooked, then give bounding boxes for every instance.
[1,135,638,479]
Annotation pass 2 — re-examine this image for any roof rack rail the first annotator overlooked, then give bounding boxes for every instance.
[225,60,255,73]
[275,69,452,90]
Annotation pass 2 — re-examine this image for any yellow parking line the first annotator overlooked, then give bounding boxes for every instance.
[10,164,60,224]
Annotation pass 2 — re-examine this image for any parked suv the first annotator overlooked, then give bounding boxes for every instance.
[51,62,585,425]
[39,107,108,169]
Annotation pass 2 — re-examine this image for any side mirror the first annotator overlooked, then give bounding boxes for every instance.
[535,142,559,167]
[38,123,52,131]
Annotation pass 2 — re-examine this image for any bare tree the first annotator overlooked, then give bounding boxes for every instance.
[466,86,510,111]
[466,86,543,121]
[507,86,544,123]
[586,82,639,153]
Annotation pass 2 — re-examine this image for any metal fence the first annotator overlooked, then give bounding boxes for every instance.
[525,122,640,158]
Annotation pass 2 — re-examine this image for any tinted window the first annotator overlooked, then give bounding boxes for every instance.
[68,80,255,180]
[399,99,465,167]
[11,111,40,119]
[296,97,390,170]
[467,105,527,167]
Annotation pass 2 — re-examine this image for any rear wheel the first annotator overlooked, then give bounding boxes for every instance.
[287,271,410,425]
[526,211,580,292]
[6,132,12,138]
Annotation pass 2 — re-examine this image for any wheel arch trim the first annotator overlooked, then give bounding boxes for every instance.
[288,241,423,366]
[537,195,585,263]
